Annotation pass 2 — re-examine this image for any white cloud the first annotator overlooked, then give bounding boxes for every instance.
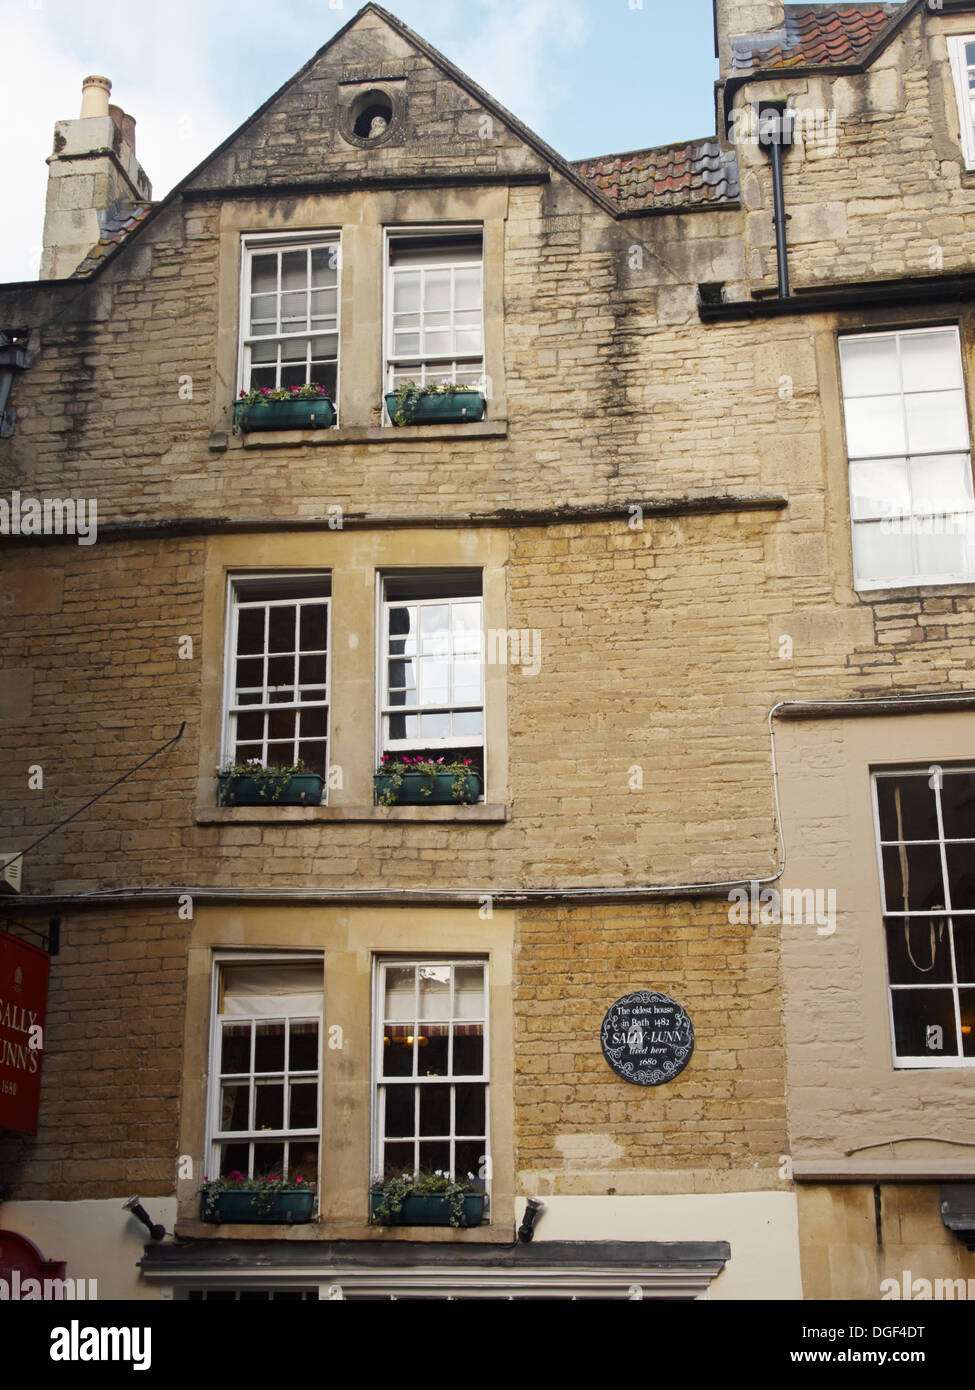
[0,0,590,283]
[438,0,589,137]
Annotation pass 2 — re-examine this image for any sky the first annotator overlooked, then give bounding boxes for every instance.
[0,0,718,283]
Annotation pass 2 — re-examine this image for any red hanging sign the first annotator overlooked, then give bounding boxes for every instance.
[0,930,49,1134]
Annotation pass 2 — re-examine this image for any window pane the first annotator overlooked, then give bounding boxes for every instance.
[289,1082,318,1130]
[268,709,297,741]
[900,330,963,392]
[385,1085,415,1138]
[383,1142,415,1176]
[298,712,328,743]
[453,1026,484,1075]
[455,329,482,354]
[844,396,906,457]
[420,712,449,739]
[454,268,481,311]
[311,333,338,361]
[268,606,296,653]
[419,1084,450,1136]
[420,659,448,701]
[254,1022,285,1073]
[421,1025,449,1076]
[941,772,975,839]
[946,845,975,909]
[454,965,485,1017]
[455,1141,484,1182]
[881,843,946,911]
[884,917,953,984]
[453,659,481,695]
[877,776,940,842]
[237,608,265,656]
[891,988,958,1057]
[910,454,975,514]
[219,1143,250,1178]
[839,336,899,396]
[388,657,416,690]
[420,606,449,654]
[255,1081,284,1129]
[905,391,969,453]
[953,926,975,984]
[455,1083,485,1135]
[961,990,975,1057]
[281,291,307,324]
[221,1022,251,1074]
[310,290,337,321]
[236,712,263,742]
[299,655,328,687]
[296,742,327,776]
[267,655,295,690]
[452,710,483,738]
[424,270,451,311]
[453,603,482,651]
[852,522,912,584]
[418,965,451,1019]
[253,1142,285,1178]
[418,1141,450,1172]
[916,524,975,578]
[251,255,277,295]
[388,714,418,740]
[849,459,910,519]
[310,246,337,284]
[393,272,421,313]
[281,336,311,365]
[234,657,264,695]
[299,606,329,653]
[281,250,307,291]
[383,1025,414,1077]
[289,1020,319,1071]
[385,965,415,1020]
[220,1083,250,1131]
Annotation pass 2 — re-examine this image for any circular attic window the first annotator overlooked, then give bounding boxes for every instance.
[340,88,401,148]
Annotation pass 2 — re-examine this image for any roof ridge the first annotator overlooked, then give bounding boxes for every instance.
[572,135,725,169]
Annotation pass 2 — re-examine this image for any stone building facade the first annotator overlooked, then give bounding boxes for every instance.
[0,0,973,1300]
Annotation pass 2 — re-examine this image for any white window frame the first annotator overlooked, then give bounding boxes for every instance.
[382,225,484,411]
[221,572,331,791]
[371,957,490,1192]
[377,575,485,759]
[838,326,975,590]
[871,766,975,1069]
[948,35,975,170]
[206,952,324,1192]
[237,230,341,400]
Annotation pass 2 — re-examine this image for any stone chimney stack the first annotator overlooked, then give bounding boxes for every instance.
[40,76,152,280]
[714,1,786,79]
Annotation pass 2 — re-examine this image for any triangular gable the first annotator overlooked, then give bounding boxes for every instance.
[177,3,617,214]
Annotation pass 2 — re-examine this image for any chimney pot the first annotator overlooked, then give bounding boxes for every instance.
[80,75,111,119]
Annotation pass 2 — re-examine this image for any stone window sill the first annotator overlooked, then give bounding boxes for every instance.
[174,1216,506,1242]
[196,803,508,824]
[236,419,508,448]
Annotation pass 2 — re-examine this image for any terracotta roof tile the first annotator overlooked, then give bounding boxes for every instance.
[731,3,901,72]
[72,201,154,278]
[572,138,740,212]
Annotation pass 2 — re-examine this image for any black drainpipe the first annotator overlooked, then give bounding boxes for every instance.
[0,331,34,438]
[757,103,794,299]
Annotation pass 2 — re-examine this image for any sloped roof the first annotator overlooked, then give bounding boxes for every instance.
[731,3,901,72]
[73,201,154,278]
[573,139,739,212]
